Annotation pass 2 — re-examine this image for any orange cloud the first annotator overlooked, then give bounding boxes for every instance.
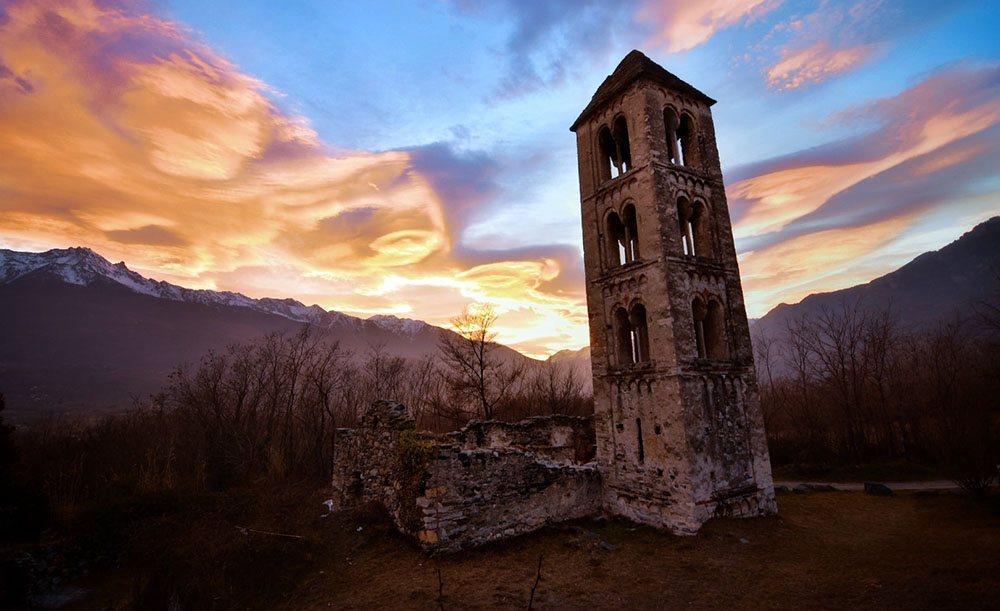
[765,41,879,91]
[731,63,1000,317]
[638,0,784,53]
[0,0,587,355]
[739,214,916,315]
[731,71,1000,240]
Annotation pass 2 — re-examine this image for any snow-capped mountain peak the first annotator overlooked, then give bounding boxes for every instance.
[0,246,403,332]
[368,314,431,337]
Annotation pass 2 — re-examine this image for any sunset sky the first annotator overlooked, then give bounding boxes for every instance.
[1,0,999,357]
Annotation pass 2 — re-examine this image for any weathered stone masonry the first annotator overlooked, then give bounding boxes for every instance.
[331,401,601,553]
[330,51,775,553]
[570,50,776,533]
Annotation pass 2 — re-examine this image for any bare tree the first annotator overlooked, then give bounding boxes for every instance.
[438,303,524,420]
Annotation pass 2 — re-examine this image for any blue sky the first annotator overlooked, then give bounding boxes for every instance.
[1,0,999,356]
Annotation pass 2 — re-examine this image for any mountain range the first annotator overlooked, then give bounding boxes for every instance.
[0,247,532,421]
[749,216,1000,346]
[3,216,997,421]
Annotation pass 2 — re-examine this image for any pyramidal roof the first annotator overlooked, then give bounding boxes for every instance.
[570,50,716,132]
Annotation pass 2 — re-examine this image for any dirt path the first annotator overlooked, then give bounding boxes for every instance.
[775,480,959,491]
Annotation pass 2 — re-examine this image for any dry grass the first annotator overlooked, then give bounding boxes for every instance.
[53,490,1000,610]
[285,491,999,611]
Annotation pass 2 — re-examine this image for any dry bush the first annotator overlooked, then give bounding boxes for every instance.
[755,300,1000,496]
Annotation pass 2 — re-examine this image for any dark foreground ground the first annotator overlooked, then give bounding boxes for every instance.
[10,489,1000,610]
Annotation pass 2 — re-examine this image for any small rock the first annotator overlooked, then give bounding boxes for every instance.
[583,531,599,538]
[739,538,749,544]
[599,541,616,551]
[774,485,790,494]
[356,526,363,532]
[864,482,893,496]
[793,483,812,494]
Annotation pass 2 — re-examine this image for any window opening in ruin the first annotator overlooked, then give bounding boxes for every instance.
[613,116,632,173]
[606,212,627,267]
[678,198,695,256]
[677,199,711,258]
[623,203,640,262]
[705,300,728,359]
[615,307,633,365]
[693,297,727,360]
[629,303,650,363]
[598,126,619,181]
[615,304,650,365]
[663,107,680,164]
[636,418,645,463]
[677,114,698,168]
[693,297,707,358]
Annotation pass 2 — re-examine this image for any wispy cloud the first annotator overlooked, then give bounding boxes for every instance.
[638,0,784,53]
[755,0,965,91]
[730,62,1000,315]
[766,40,880,91]
[452,0,630,99]
[0,0,588,357]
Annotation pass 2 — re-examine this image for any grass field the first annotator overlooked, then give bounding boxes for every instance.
[31,489,1000,610]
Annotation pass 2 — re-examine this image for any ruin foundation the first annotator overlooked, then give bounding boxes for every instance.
[330,400,772,554]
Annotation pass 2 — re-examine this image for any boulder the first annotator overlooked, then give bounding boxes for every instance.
[864,481,893,496]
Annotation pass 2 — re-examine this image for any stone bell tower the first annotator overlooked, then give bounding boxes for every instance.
[571,50,776,534]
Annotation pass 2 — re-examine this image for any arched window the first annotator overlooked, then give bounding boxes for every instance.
[635,418,645,464]
[663,107,680,164]
[705,300,727,360]
[692,297,727,360]
[629,303,650,363]
[606,205,640,267]
[597,118,632,182]
[606,211,627,267]
[613,116,632,173]
[614,307,633,365]
[598,126,619,181]
[692,297,707,358]
[622,203,639,263]
[676,114,698,168]
[614,303,650,366]
[677,198,712,258]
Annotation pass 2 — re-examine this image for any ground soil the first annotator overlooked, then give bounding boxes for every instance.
[50,490,1000,610]
[299,491,999,610]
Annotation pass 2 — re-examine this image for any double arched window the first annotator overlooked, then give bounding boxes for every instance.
[606,203,640,267]
[663,108,698,168]
[614,303,650,366]
[692,296,727,360]
[597,116,632,181]
[677,197,712,258]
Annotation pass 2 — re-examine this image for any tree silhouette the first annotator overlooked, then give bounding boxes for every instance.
[438,304,523,420]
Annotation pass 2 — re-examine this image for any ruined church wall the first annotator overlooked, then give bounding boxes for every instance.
[416,447,601,553]
[331,401,602,553]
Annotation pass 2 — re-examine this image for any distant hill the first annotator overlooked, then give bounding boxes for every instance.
[751,216,1000,357]
[548,346,593,394]
[0,247,535,421]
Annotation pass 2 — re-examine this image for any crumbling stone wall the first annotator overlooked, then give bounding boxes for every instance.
[445,415,596,464]
[331,401,601,553]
